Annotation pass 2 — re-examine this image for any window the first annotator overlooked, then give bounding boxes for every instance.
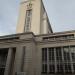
[57,64,63,73]
[70,46,75,73]
[72,53,75,62]
[42,48,47,62]
[42,46,75,74]
[56,47,62,62]
[64,63,72,73]
[65,34,74,39]
[48,48,54,62]
[0,68,5,75]
[63,47,70,62]
[42,64,47,73]
[0,48,8,75]
[70,46,75,62]
[49,64,55,73]
[25,9,32,32]
[73,63,75,73]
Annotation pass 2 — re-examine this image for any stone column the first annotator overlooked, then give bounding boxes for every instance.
[4,48,13,75]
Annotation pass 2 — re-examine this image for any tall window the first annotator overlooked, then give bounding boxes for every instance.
[73,63,75,73]
[63,47,70,62]
[56,47,62,62]
[48,48,54,62]
[64,63,71,73]
[0,48,8,75]
[57,64,63,73]
[42,64,47,73]
[42,48,47,73]
[70,46,75,73]
[56,47,63,73]
[48,48,55,73]
[42,48,47,62]
[49,64,55,73]
[70,46,75,62]
[24,9,32,32]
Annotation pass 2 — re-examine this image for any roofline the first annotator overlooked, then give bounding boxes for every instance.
[0,32,35,38]
[36,30,75,37]
[0,30,75,39]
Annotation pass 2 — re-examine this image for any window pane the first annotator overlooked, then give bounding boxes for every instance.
[70,46,75,62]
[73,63,75,73]
[64,63,72,73]
[56,47,62,62]
[48,48,54,62]
[57,64,63,73]
[0,48,8,75]
[49,64,55,73]
[42,64,47,73]
[42,48,47,62]
[63,47,70,62]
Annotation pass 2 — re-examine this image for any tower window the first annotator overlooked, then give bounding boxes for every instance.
[24,9,32,32]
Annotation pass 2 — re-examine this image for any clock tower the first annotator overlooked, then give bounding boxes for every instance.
[16,0,53,34]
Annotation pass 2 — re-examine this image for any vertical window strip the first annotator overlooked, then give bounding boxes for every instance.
[42,48,47,62]
[48,48,54,62]
[56,47,62,62]
[42,64,47,73]
[49,64,55,73]
[63,47,70,62]
[24,9,32,32]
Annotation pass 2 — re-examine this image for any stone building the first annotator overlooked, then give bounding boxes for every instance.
[0,0,75,75]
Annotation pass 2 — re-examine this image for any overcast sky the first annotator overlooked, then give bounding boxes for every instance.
[0,0,75,36]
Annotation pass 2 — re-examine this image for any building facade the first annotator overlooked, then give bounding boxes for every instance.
[0,31,75,75]
[0,0,75,75]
